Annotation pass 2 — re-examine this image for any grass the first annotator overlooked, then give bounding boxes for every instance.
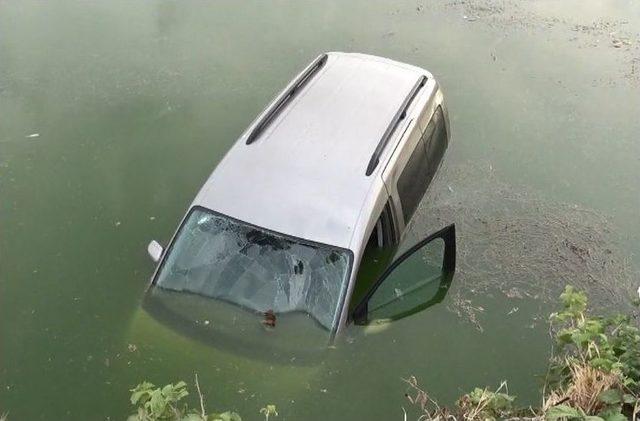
[543,361,621,415]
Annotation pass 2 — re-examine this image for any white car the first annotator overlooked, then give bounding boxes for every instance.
[145,52,455,348]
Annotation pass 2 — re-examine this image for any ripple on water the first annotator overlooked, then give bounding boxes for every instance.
[407,160,638,329]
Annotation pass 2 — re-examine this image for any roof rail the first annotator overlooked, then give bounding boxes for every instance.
[365,75,428,176]
[246,54,329,145]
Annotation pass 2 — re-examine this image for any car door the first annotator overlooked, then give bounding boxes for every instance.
[350,224,456,325]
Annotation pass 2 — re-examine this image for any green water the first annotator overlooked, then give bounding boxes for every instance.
[1,1,639,420]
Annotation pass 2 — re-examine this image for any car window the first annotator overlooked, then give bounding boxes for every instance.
[349,202,397,311]
[367,237,444,320]
[154,207,352,331]
[350,224,455,326]
[424,106,447,184]
[396,106,447,225]
[396,130,429,223]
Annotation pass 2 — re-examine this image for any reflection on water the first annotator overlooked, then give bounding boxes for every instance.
[143,288,331,364]
[1,0,639,420]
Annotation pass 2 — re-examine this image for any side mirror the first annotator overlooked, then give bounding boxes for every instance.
[147,240,164,262]
[351,224,456,325]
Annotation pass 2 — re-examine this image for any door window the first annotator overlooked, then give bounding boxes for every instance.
[368,238,444,321]
[351,224,456,325]
[349,201,397,311]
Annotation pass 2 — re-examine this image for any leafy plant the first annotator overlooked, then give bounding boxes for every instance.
[456,381,515,420]
[544,286,640,419]
[403,376,522,420]
[259,405,278,421]
[129,381,188,420]
[127,376,241,421]
[403,286,640,420]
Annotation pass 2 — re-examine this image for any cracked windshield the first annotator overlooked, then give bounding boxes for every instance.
[1,1,639,420]
[155,208,350,331]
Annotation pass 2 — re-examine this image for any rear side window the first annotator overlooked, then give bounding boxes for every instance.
[396,136,429,223]
[424,106,448,184]
[397,106,447,224]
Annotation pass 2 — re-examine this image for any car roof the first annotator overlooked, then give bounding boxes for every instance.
[194,52,429,249]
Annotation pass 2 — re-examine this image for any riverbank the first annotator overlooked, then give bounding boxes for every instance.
[402,286,640,420]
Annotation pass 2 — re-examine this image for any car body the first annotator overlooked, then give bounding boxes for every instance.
[145,52,455,348]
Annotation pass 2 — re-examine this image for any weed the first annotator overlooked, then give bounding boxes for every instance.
[127,375,241,421]
[402,375,453,420]
[259,405,278,421]
[456,381,515,420]
[404,286,640,420]
[545,286,640,419]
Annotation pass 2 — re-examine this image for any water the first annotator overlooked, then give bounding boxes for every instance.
[1,1,639,419]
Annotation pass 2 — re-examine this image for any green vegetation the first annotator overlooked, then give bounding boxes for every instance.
[127,375,279,421]
[127,375,243,421]
[404,286,640,420]
[259,405,278,421]
[457,382,517,419]
[403,376,535,420]
[543,286,640,420]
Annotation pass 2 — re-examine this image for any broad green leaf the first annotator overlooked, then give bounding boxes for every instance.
[161,384,173,396]
[545,404,581,420]
[130,390,150,405]
[130,382,155,405]
[149,389,167,417]
[597,389,621,404]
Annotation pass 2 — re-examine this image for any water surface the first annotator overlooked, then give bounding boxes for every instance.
[1,1,639,419]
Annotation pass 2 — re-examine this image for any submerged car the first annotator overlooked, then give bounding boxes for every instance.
[144,52,456,351]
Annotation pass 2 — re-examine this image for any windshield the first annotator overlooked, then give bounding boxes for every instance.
[154,207,352,330]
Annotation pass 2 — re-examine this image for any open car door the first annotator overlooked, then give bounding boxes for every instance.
[351,224,456,325]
